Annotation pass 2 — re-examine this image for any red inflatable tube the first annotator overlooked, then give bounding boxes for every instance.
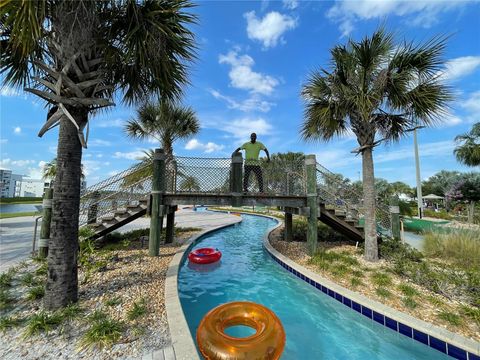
[188,248,222,264]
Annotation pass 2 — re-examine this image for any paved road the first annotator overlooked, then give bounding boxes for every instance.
[0,208,239,273]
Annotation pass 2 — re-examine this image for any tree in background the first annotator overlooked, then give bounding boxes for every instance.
[446,173,480,223]
[1,0,196,309]
[301,28,451,261]
[180,176,200,192]
[42,158,85,183]
[454,122,480,167]
[124,100,199,160]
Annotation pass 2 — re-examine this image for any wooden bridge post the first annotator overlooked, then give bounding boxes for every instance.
[231,153,243,207]
[87,191,100,224]
[390,195,401,241]
[38,188,53,258]
[165,206,177,244]
[149,148,166,256]
[305,155,318,255]
[285,211,293,242]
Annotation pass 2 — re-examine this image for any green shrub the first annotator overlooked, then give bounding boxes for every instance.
[60,304,83,321]
[376,288,392,298]
[397,284,419,297]
[438,311,462,326]
[81,318,123,348]
[0,272,13,289]
[105,297,122,307]
[379,238,423,262]
[371,272,393,287]
[330,264,350,278]
[460,305,480,325]
[24,312,63,337]
[423,209,453,220]
[350,277,363,288]
[0,289,13,310]
[423,229,480,270]
[402,297,418,309]
[127,299,148,321]
[20,273,39,287]
[88,310,108,323]
[0,316,23,333]
[26,286,45,300]
[35,262,48,277]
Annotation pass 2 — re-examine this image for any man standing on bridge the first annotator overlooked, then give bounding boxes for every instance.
[232,133,270,193]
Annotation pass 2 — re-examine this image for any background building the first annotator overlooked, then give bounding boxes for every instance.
[0,169,23,198]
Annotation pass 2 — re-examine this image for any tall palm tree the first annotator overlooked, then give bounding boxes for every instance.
[124,99,199,159]
[301,28,451,261]
[42,157,86,182]
[1,0,196,309]
[454,122,480,167]
[180,175,200,192]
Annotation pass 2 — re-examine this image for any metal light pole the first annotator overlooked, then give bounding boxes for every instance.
[412,126,425,219]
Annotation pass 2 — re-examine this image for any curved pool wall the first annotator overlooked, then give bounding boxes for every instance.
[177,213,477,359]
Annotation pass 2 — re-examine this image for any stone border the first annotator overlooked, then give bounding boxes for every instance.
[164,216,243,360]
[263,233,480,360]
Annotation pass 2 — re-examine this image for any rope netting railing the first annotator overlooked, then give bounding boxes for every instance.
[167,156,307,196]
[315,162,392,237]
[79,159,153,226]
[166,156,232,193]
[240,159,307,195]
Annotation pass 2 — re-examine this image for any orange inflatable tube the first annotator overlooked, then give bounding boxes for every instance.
[197,301,286,360]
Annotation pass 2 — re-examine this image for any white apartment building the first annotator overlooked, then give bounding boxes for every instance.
[0,169,23,198]
[20,179,48,197]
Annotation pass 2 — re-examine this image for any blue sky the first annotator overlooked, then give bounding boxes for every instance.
[1,0,479,187]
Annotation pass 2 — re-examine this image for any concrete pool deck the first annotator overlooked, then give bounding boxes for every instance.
[0,207,242,273]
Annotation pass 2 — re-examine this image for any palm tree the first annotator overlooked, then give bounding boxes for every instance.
[124,99,199,159]
[180,175,200,192]
[454,122,480,167]
[42,157,86,182]
[301,28,451,261]
[1,0,196,309]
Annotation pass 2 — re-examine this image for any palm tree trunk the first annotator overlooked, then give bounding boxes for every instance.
[468,201,475,224]
[44,108,87,310]
[362,147,378,261]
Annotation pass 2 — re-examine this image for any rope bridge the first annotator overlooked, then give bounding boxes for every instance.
[79,152,393,240]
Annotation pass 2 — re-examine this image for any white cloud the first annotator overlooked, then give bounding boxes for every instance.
[209,89,274,113]
[327,0,475,37]
[13,127,21,134]
[113,150,146,160]
[244,11,297,48]
[95,118,124,128]
[283,0,298,10]
[108,170,120,177]
[440,114,463,127]
[376,140,455,164]
[0,158,36,168]
[184,139,225,153]
[221,117,274,140]
[219,50,279,95]
[440,56,480,81]
[462,91,480,114]
[89,139,112,147]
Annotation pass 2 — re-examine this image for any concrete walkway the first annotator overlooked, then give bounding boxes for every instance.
[0,207,238,273]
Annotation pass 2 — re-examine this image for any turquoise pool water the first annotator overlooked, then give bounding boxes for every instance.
[178,214,450,359]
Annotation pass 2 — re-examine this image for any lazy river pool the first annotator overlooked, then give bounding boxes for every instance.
[178,213,451,359]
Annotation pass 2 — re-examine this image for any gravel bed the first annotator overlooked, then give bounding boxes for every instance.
[269,227,480,342]
[0,232,197,360]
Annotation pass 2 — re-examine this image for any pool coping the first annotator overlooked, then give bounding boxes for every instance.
[164,216,243,360]
[262,227,480,360]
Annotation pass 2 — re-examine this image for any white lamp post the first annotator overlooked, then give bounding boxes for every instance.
[412,126,425,219]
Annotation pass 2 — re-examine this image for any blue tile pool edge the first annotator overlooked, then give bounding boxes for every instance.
[262,230,480,360]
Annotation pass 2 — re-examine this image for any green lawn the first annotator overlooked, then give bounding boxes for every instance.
[0,212,41,219]
[0,197,42,204]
